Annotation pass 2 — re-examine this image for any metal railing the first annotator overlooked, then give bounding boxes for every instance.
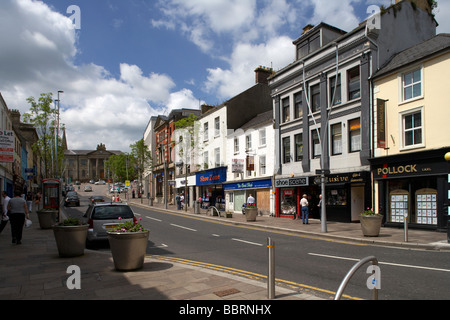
[334,256,380,300]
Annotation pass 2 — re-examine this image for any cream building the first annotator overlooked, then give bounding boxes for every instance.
[370,34,450,231]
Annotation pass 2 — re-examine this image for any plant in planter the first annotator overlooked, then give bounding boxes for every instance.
[245,204,258,222]
[36,207,58,229]
[53,218,88,257]
[107,217,149,271]
[360,208,383,237]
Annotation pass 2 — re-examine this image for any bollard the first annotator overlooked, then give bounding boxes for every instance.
[267,237,275,299]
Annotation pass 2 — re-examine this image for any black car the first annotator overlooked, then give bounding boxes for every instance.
[89,195,105,204]
[64,191,80,207]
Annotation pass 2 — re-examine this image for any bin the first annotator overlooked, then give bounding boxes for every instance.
[194,201,200,214]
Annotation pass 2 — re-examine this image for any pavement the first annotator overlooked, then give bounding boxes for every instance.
[0,197,449,301]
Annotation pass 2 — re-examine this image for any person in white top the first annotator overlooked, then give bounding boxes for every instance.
[0,191,10,233]
[247,194,255,205]
[300,194,309,224]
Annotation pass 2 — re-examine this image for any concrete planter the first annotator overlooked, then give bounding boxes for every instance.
[53,224,88,257]
[360,215,383,237]
[245,208,258,222]
[107,230,149,271]
[37,209,58,229]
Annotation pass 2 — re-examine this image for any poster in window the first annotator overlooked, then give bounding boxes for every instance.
[389,190,409,223]
[415,188,437,225]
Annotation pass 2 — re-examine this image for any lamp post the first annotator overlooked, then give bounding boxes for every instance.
[56,90,63,179]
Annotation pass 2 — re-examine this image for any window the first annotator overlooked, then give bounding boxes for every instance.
[259,128,266,147]
[234,137,239,153]
[403,68,422,101]
[246,135,252,151]
[330,75,342,105]
[214,148,221,167]
[203,151,209,169]
[294,92,303,119]
[283,137,291,163]
[203,122,209,141]
[331,123,342,155]
[296,33,321,60]
[294,133,303,162]
[349,118,361,152]
[311,129,321,158]
[214,117,220,137]
[348,66,360,100]
[259,156,266,175]
[403,110,423,147]
[310,84,320,113]
[282,97,290,122]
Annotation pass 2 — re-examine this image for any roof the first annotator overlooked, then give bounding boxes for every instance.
[374,34,450,79]
[240,110,273,130]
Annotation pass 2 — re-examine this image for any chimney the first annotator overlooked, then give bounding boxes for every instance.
[254,66,274,84]
[201,104,215,114]
[9,109,21,125]
[302,24,315,35]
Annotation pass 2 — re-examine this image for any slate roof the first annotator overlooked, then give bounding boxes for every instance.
[240,110,273,130]
[374,34,450,79]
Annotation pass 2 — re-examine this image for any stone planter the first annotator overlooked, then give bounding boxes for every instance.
[245,208,258,222]
[53,224,88,257]
[360,215,383,237]
[107,230,150,271]
[37,209,58,229]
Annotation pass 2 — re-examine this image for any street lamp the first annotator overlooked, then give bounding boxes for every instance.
[56,90,63,179]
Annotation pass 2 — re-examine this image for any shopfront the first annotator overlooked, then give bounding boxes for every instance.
[196,167,227,211]
[274,172,371,222]
[224,178,273,215]
[370,148,450,231]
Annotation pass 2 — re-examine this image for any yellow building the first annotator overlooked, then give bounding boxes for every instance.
[370,34,450,231]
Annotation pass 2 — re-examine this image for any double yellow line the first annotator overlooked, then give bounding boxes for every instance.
[148,254,362,300]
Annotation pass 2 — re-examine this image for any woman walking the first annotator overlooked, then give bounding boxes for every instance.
[8,191,29,245]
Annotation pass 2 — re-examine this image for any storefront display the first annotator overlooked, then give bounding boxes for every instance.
[280,189,297,215]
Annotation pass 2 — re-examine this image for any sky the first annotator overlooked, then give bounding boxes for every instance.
[0,0,449,153]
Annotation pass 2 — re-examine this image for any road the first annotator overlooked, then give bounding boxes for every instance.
[66,184,450,300]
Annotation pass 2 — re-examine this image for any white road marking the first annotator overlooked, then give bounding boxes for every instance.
[170,224,197,232]
[145,216,162,222]
[232,238,263,247]
[308,253,450,273]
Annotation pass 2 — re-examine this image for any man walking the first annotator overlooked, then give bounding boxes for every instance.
[300,194,309,224]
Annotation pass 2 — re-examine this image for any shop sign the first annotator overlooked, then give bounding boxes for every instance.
[196,167,227,186]
[0,130,14,163]
[326,172,367,184]
[232,159,244,173]
[224,178,272,191]
[275,177,309,188]
[374,162,445,179]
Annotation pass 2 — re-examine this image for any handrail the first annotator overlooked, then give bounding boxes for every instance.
[209,206,221,217]
[334,256,379,300]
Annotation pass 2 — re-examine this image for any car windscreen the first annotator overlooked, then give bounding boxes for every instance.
[91,205,134,220]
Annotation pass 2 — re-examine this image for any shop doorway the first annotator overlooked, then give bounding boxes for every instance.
[351,185,365,221]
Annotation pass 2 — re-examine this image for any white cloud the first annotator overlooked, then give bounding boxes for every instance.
[0,0,198,152]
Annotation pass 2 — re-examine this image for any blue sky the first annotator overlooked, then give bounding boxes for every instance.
[0,0,449,152]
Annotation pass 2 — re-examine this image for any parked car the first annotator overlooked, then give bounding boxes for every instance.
[95,180,106,185]
[89,179,95,184]
[64,191,80,207]
[84,185,93,192]
[83,203,136,243]
[89,195,105,204]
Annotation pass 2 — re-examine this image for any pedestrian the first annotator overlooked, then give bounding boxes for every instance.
[176,193,181,210]
[7,190,29,244]
[300,194,309,224]
[132,189,135,199]
[180,193,185,209]
[247,194,255,205]
[0,191,11,233]
[26,191,33,213]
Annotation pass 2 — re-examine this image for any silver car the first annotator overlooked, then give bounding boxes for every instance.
[83,202,136,244]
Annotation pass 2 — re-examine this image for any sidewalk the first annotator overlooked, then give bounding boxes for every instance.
[0,200,448,301]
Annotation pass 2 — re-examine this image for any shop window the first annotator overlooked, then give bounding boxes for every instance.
[326,188,347,206]
[280,189,297,215]
[415,188,437,225]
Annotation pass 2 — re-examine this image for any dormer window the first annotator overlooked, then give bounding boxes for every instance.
[296,33,320,60]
